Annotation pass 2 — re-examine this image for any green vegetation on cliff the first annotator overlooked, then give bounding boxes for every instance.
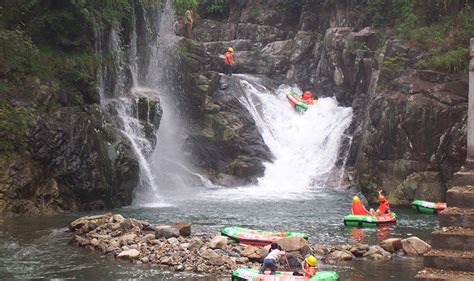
[358,0,474,73]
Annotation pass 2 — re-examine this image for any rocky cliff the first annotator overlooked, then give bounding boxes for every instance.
[190,0,470,203]
[0,1,162,216]
[171,39,272,186]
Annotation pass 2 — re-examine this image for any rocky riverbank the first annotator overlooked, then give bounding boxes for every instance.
[69,214,432,275]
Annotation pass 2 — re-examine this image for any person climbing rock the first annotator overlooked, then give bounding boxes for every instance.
[258,242,286,275]
[184,6,193,39]
[223,47,234,76]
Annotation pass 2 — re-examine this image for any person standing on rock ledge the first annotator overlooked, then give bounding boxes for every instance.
[184,6,193,39]
[223,47,235,75]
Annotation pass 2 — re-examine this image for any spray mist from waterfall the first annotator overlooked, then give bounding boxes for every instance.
[203,75,353,201]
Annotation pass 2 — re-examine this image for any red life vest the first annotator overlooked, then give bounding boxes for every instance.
[224,51,234,65]
[303,262,317,277]
[378,201,390,214]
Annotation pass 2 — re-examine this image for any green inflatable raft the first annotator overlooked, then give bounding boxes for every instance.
[343,212,397,227]
[232,268,339,281]
[411,200,446,214]
[221,226,308,246]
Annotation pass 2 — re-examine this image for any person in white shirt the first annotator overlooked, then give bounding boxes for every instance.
[258,242,286,275]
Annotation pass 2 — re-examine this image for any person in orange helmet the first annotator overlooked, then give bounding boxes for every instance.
[375,190,391,215]
[351,196,371,216]
[223,47,235,76]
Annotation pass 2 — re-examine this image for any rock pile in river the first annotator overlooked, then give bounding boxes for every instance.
[69,214,432,275]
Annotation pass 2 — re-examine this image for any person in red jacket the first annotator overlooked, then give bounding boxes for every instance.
[302,91,313,101]
[376,190,391,215]
[351,196,371,216]
[223,47,234,75]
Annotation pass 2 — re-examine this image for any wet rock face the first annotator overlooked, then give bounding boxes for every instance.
[193,1,468,201]
[0,104,140,216]
[173,40,271,186]
[354,69,467,204]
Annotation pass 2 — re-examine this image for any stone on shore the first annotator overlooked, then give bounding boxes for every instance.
[209,236,228,249]
[175,221,192,236]
[155,225,180,239]
[401,236,431,256]
[277,236,308,252]
[117,249,140,259]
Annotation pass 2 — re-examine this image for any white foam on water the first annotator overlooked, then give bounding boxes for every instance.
[201,75,353,201]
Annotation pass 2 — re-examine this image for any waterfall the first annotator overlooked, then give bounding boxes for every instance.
[95,0,180,207]
[204,75,353,201]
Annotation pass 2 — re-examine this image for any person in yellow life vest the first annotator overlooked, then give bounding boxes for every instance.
[184,6,193,39]
[223,47,235,76]
[302,255,318,277]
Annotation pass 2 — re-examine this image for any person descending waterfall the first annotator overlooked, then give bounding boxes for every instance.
[302,91,313,101]
[375,190,391,215]
[301,90,318,104]
[259,242,286,275]
[351,196,371,216]
[223,47,235,76]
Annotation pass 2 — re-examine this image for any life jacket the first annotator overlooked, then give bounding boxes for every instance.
[303,262,317,277]
[224,51,234,65]
[302,92,312,101]
[378,201,390,214]
[352,202,367,216]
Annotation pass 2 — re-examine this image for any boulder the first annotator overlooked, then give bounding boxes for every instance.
[199,248,219,260]
[117,249,140,259]
[209,235,228,249]
[401,236,431,256]
[325,250,353,263]
[167,237,179,245]
[276,236,308,252]
[380,238,403,253]
[70,217,87,230]
[155,225,180,239]
[241,245,259,257]
[175,221,192,236]
[113,214,125,223]
[363,245,392,260]
[118,233,137,245]
[75,235,90,246]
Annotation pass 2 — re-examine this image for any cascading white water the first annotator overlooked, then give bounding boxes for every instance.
[204,75,353,201]
[95,1,181,207]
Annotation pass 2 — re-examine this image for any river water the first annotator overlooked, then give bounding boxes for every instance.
[0,191,438,280]
[0,75,440,280]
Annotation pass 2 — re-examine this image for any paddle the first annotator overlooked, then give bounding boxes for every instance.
[285,256,291,271]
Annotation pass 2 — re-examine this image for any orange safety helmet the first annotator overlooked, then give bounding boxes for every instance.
[304,91,312,97]
[378,194,387,202]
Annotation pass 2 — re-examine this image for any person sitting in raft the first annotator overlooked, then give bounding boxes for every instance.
[301,90,313,101]
[351,196,371,216]
[375,190,391,215]
[301,255,318,277]
[259,242,286,275]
